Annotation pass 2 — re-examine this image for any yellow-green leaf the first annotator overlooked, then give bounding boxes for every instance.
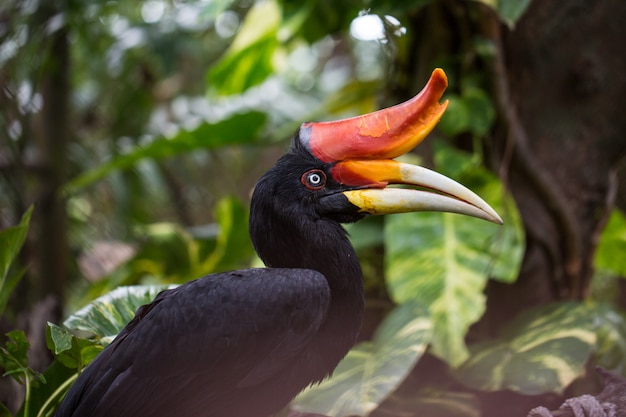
[455,302,596,395]
[292,301,432,417]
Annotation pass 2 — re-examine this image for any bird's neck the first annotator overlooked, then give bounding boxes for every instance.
[249,206,365,337]
[254,213,363,299]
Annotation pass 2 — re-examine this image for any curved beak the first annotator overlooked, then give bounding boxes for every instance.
[333,160,503,224]
[303,68,502,225]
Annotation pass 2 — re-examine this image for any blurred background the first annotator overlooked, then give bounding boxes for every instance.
[1,0,626,416]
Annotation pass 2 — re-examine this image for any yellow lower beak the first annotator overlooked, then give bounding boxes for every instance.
[334,160,503,224]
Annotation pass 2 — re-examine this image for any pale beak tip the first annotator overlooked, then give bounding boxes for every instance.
[488,210,504,225]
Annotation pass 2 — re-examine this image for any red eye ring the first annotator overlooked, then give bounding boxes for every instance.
[301,169,327,191]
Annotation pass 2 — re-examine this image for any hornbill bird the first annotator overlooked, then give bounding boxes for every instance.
[54,68,502,417]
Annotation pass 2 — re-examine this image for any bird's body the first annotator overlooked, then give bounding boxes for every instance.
[57,269,358,417]
[57,142,366,417]
[55,69,501,417]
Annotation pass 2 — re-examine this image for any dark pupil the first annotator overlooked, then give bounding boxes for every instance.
[309,173,321,185]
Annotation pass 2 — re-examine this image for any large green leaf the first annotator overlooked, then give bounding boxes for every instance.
[207,0,281,95]
[593,303,626,375]
[432,143,524,284]
[455,302,596,395]
[385,212,490,367]
[200,197,254,273]
[63,285,173,341]
[385,145,523,367]
[64,111,267,194]
[291,301,432,417]
[0,206,32,314]
[594,209,626,276]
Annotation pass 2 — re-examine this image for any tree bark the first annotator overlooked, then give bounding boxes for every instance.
[36,26,70,304]
[483,0,626,325]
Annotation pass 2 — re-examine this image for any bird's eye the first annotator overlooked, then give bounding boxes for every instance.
[301,169,327,191]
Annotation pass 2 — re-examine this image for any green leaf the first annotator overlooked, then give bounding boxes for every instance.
[439,89,495,137]
[464,88,495,136]
[385,212,489,366]
[46,323,104,370]
[385,145,523,367]
[292,301,432,417]
[593,303,626,375]
[0,330,44,387]
[594,209,626,276]
[497,0,532,28]
[0,330,30,378]
[18,359,77,417]
[207,0,281,95]
[455,302,596,395]
[64,111,267,194]
[47,323,74,355]
[229,0,281,54]
[0,206,33,314]
[207,35,279,96]
[471,0,532,29]
[63,285,173,341]
[439,95,471,137]
[200,197,254,273]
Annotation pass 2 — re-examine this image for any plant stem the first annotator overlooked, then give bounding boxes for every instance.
[36,373,78,417]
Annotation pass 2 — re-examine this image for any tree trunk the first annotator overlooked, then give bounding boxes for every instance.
[36,26,70,304]
[482,0,626,325]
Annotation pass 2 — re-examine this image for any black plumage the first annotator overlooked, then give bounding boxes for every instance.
[54,69,501,417]
[56,139,365,417]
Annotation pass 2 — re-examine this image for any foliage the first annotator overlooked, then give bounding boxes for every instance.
[594,209,626,277]
[64,112,268,195]
[0,206,32,316]
[2,0,626,416]
[0,331,45,417]
[473,0,533,28]
[385,146,523,367]
[455,302,597,394]
[293,301,432,416]
[62,286,172,342]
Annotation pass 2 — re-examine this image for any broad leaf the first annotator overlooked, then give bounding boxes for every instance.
[593,303,626,375]
[594,209,626,276]
[455,302,596,395]
[200,197,254,273]
[63,285,173,341]
[384,145,522,366]
[46,323,104,371]
[291,301,432,417]
[64,111,267,194]
[385,211,490,367]
[207,35,279,96]
[207,0,281,95]
[0,206,32,314]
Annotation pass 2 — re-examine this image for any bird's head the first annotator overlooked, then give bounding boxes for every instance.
[252,68,502,230]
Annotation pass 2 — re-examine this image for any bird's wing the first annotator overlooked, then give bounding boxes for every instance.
[56,268,331,417]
